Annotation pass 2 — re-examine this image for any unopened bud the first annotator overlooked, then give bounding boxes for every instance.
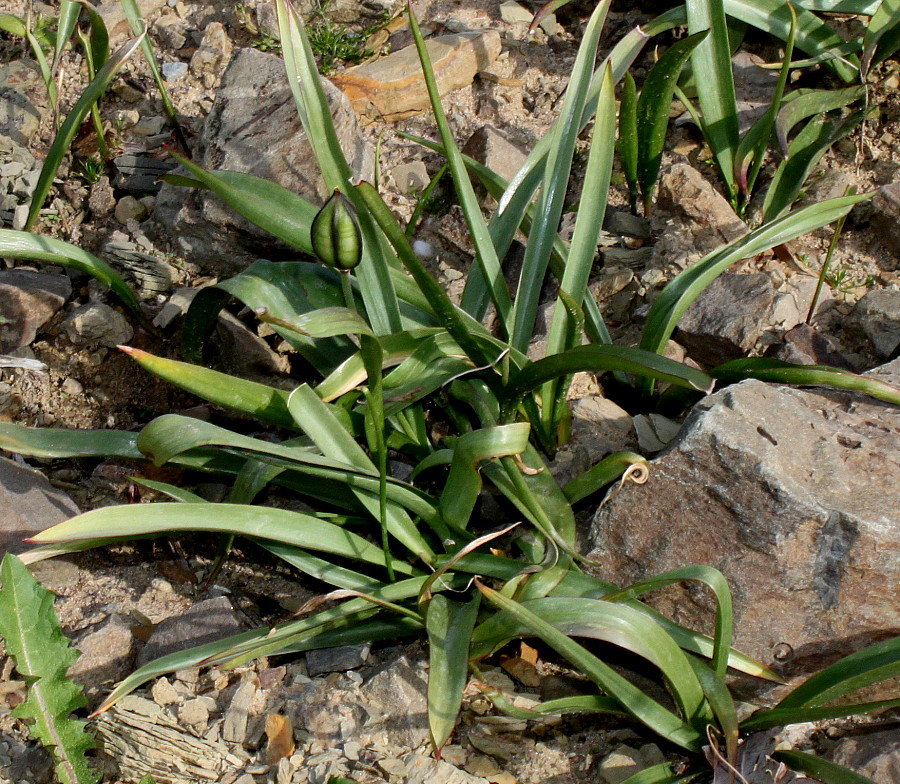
[311,189,362,271]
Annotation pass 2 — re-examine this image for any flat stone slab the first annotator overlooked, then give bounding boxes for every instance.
[330,31,502,123]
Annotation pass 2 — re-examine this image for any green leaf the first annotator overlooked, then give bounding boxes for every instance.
[740,697,900,731]
[862,0,900,74]
[0,230,145,326]
[28,503,413,575]
[426,593,480,751]
[0,422,141,459]
[710,358,900,405]
[25,32,144,231]
[563,452,648,505]
[774,86,865,156]
[763,108,864,222]
[686,0,740,201]
[53,1,80,75]
[509,0,613,353]
[0,13,27,37]
[406,4,512,331]
[638,191,871,394]
[440,424,531,532]
[503,345,714,409]
[0,554,100,784]
[636,30,709,212]
[180,259,354,374]
[276,0,402,335]
[162,157,318,254]
[773,635,900,710]
[771,750,877,784]
[619,72,639,211]
[120,346,297,428]
[473,586,706,751]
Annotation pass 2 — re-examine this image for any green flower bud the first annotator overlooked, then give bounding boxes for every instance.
[311,189,362,271]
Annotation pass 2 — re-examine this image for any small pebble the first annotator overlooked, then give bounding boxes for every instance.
[161,61,189,81]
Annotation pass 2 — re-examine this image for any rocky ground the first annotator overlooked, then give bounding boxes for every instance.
[0,0,898,782]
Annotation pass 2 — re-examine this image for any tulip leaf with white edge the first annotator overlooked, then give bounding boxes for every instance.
[426,593,480,752]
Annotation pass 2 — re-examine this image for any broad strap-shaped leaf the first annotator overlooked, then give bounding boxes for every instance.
[439,424,531,532]
[771,749,876,784]
[562,451,648,505]
[162,157,317,253]
[0,230,145,326]
[503,345,714,410]
[619,72,639,211]
[0,554,100,784]
[0,422,141,459]
[862,0,900,74]
[686,0,741,201]
[740,697,900,732]
[426,594,480,752]
[774,86,865,155]
[27,503,414,575]
[773,635,900,710]
[180,259,354,373]
[763,108,864,221]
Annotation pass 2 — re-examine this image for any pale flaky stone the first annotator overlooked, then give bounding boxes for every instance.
[330,31,502,123]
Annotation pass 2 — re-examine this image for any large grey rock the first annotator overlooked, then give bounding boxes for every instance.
[850,288,900,359]
[0,268,71,352]
[0,59,49,146]
[586,360,900,672]
[0,458,79,557]
[360,656,429,748]
[153,48,371,273]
